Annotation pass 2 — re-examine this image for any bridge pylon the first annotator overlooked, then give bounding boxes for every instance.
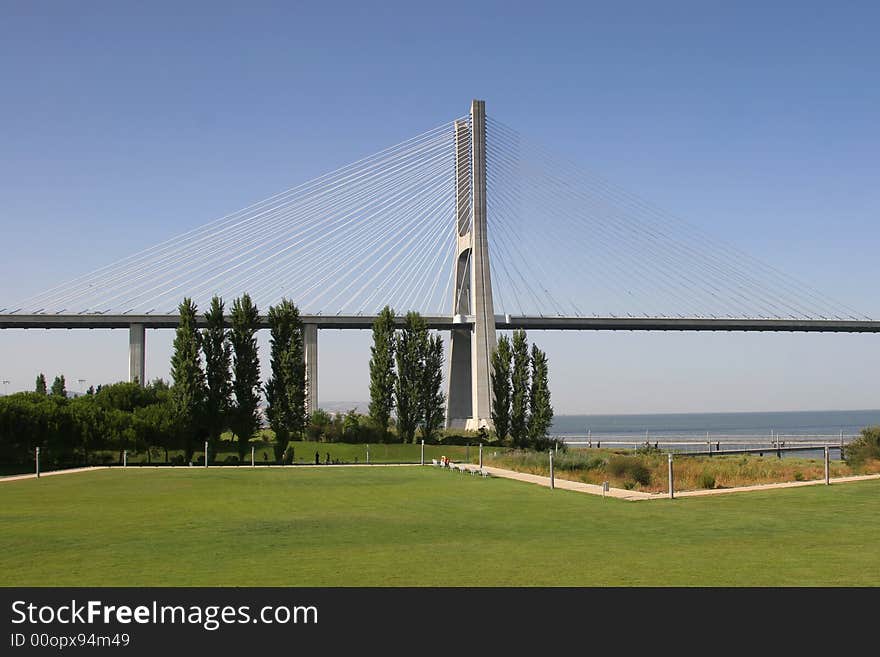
[446,99,497,431]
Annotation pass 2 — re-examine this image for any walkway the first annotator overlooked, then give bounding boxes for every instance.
[454,463,880,501]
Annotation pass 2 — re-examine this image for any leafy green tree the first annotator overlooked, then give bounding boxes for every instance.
[510,329,530,448]
[369,306,396,440]
[229,294,261,460]
[843,426,880,466]
[93,381,150,412]
[202,296,232,463]
[343,409,361,441]
[528,344,554,444]
[306,408,332,441]
[419,333,445,443]
[50,375,67,398]
[490,334,512,442]
[134,398,176,463]
[394,311,425,443]
[265,299,305,462]
[170,298,206,461]
[35,373,47,395]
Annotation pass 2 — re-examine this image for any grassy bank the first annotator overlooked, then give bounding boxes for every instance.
[481,448,880,493]
[27,438,485,469]
[1,467,879,586]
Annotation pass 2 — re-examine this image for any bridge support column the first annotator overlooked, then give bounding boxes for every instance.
[129,323,145,386]
[468,99,496,431]
[446,100,496,431]
[304,323,318,415]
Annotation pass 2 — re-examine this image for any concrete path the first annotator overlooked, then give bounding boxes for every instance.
[452,463,654,500]
[0,462,421,483]
[669,472,880,499]
[6,461,878,501]
[0,466,110,483]
[453,463,880,501]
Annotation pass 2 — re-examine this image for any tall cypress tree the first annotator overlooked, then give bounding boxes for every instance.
[50,374,67,398]
[170,298,206,461]
[265,299,305,462]
[202,296,231,464]
[35,373,47,395]
[369,306,396,440]
[510,329,530,448]
[395,311,425,443]
[419,333,445,443]
[490,334,512,442]
[528,344,554,445]
[229,294,261,460]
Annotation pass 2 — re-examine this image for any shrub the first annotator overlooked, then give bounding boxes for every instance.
[843,426,880,467]
[698,471,716,489]
[607,456,630,478]
[606,456,651,485]
[793,471,805,481]
[436,433,481,446]
[224,455,240,464]
[629,464,651,486]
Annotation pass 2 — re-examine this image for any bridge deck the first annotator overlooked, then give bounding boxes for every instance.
[0,314,878,332]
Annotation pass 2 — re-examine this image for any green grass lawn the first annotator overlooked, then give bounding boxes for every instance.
[1,467,878,586]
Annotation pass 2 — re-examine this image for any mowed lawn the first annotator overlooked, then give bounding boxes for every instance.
[1,467,878,586]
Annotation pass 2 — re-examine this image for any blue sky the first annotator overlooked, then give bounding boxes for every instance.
[1,1,879,412]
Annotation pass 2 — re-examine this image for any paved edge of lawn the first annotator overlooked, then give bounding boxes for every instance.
[5,461,879,502]
[0,462,422,483]
[452,463,880,500]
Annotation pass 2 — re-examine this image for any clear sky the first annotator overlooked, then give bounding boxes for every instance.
[1,1,878,413]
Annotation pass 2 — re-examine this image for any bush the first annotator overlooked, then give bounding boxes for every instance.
[698,471,716,489]
[629,464,651,486]
[843,426,880,467]
[224,455,240,464]
[556,455,604,472]
[606,456,651,486]
[793,471,805,481]
[435,433,481,446]
[532,436,567,452]
[607,456,630,478]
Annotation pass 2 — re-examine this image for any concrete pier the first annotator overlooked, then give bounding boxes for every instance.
[129,323,145,385]
[467,99,497,430]
[446,119,475,428]
[446,100,496,430]
[304,323,318,415]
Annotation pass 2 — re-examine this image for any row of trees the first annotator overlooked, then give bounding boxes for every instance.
[491,329,553,448]
[34,373,72,398]
[2,298,555,464]
[369,307,446,443]
[170,294,308,462]
[0,381,175,466]
[367,309,555,447]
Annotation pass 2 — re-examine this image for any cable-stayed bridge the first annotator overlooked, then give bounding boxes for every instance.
[2,100,876,430]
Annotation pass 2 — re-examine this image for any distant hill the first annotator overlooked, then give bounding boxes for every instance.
[317,401,369,415]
